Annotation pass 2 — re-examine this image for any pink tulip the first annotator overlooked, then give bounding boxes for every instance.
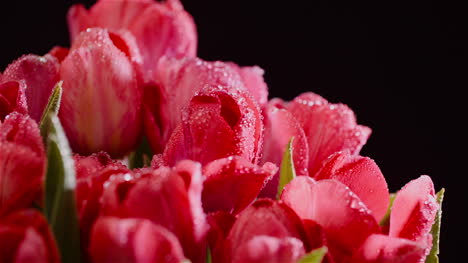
[281,175,439,263]
[100,160,208,263]
[67,0,197,82]
[162,85,264,166]
[225,198,309,263]
[89,217,186,263]
[1,54,60,122]
[262,92,371,182]
[202,156,277,215]
[315,151,390,222]
[144,56,268,153]
[0,209,59,263]
[0,113,45,215]
[59,28,142,158]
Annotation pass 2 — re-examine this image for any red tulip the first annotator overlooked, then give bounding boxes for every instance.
[100,160,208,263]
[67,0,197,82]
[202,156,277,215]
[74,152,130,253]
[206,211,236,263]
[0,81,28,121]
[162,85,264,166]
[59,28,142,158]
[0,113,45,215]
[0,209,59,263]
[145,56,268,153]
[89,217,186,263]
[225,198,309,263]
[1,54,60,122]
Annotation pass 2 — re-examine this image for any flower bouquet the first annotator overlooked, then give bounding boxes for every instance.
[0,0,444,262]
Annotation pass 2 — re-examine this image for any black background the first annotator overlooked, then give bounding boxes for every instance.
[1,0,465,261]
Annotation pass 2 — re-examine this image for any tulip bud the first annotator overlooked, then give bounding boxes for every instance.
[1,54,60,122]
[0,113,45,214]
[67,0,197,82]
[0,209,59,263]
[59,28,142,158]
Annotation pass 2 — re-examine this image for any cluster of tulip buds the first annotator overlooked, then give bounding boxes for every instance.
[0,0,443,262]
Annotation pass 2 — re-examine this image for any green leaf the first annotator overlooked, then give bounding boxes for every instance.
[425,188,445,263]
[297,246,328,263]
[277,137,296,199]
[44,113,81,263]
[40,81,63,138]
[127,136,153,169]
[379,193,396,226]
[205,246,212,263]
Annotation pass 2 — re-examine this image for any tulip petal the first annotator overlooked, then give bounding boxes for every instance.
[260,101,309,198]
[235,65,269,106]
[202,156,277,214]
[281,178,380,262]
[287,92,371,176]
[227,199,308,261]
[47,46,69,63]
[206,211,237,263]
[0,113,45,214]
[128,3,197,81]
[390,175,438,242]
[1,209,60,263]
[315,151,390,222]
[0,81,28,121]
[89,217,185,263]
[353,234,428,263]
[89,0,153,31]
[67,4,92,43]
[236,235,305,263]
[163,86,263,166]
[59,28,142,158]
[2,54,60,122]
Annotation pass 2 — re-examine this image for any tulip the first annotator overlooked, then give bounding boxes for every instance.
[262,92,371,180]
[287,92,372,176]
[74,152,130,255]
[0,209,59,263]
[281,175,438,262]
[99,160,208,263]
[0,113,45,215]
[89,217,186,263]
[162,85,264,166]
[59,28,142,158]
[315,151,390,222]
[1,54,60,122]
[145,56,268,153]
[201,156,277,215]
[225,198,309,263]
[67,0,197,82]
